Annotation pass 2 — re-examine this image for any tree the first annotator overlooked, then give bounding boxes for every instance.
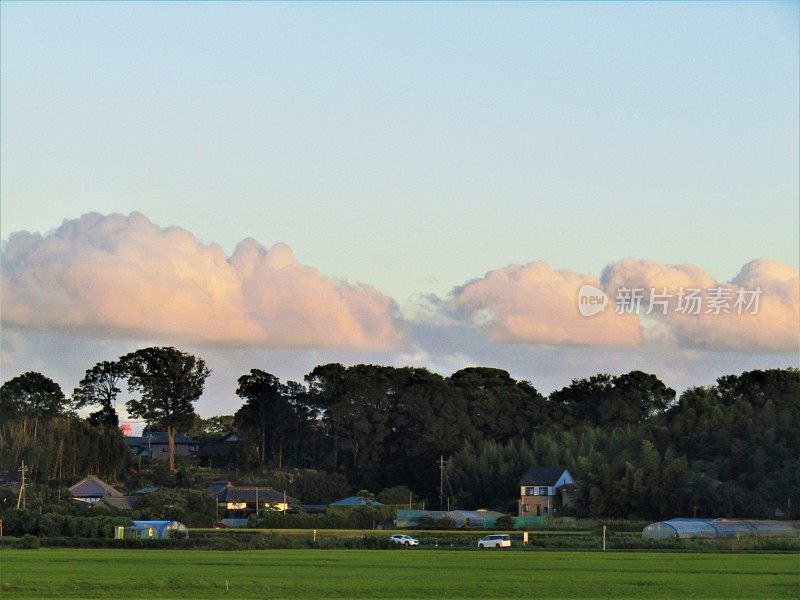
[549,371,674,428]
[377,485,416,506]
[188,415,235,439]
[72,361,125,427]
[305,363,395,482]
[448,367,549,439]
[122,347,210,472]
[234,370,287,466]
[0,372,67,420]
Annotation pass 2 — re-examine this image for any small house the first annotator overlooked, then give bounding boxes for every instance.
[209,482,298,519]
[518,466,576,517]
[69,475,124,504]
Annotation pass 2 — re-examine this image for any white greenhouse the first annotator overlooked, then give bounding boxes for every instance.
[642,518,798,539]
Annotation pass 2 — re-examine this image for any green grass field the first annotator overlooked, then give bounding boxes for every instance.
[2,549,797,599]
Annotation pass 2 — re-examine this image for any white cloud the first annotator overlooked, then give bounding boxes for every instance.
[1,212,403,350]
[601,258,799,352]
[448,258,798,352]
[448,261,641,346]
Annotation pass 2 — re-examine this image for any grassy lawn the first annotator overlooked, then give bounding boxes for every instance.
[1,548,797,599]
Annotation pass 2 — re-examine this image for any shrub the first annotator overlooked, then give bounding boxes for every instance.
[13,534,40,549]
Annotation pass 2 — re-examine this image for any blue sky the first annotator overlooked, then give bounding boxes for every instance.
[1,2,798,419]
[2,2,797,302]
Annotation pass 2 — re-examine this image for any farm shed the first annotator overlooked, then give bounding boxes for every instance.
[642,518,798,539]
[124,520,189,540]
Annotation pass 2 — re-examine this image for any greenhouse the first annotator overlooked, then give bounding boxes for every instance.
[642,518,798,539]
[123,520,189,540]
[395,509,504,528]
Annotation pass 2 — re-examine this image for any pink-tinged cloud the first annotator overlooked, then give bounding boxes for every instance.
[1,213,403,350]
[600,258,799,352]
[449,261,642,346]
[449,258,798,352]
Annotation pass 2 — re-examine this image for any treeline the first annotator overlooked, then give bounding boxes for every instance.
[1,347,797,519]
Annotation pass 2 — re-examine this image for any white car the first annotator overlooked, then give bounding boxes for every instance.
[477,534,511,549]
[390,534,419,547]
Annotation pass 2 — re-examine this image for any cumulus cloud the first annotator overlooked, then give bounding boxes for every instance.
[448,258,798,352]
[601,258,799,352]
[2,213,796,355]
[1,213,403,350]
[448,261,642,346]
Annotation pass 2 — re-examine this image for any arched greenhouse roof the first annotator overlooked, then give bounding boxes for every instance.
[642,518,799,539]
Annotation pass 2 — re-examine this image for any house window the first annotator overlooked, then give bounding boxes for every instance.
[539,487,548,496]
[525,487,535,496]
[522,504,529,513]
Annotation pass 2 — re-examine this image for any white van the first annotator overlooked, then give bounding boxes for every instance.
[477,534,511,549]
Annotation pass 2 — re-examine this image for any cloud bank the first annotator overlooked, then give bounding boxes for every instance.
[2,213,797,354]
[449,258,798,352]
[1,213,403,349]
[448,262,641,346]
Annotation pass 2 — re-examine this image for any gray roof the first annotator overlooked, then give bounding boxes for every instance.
[98,496,137,510]
[213,483,298,505]
[519,466,571,486]
[329,496,384,506]
[69,475,123,498]
[126,433,199,446]
[208,481,230,498]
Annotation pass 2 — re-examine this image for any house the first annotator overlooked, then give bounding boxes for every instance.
[125,432,200,462]
[123,520,188,540]
[69,475,124,504]
[329,496,385,507]
[209,481,299,519]
[518,466,576,517]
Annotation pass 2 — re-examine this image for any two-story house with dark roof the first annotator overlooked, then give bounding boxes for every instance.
[518,466,576,517]
[125,432,200,462]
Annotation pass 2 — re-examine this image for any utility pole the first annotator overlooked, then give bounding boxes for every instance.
[17,462,28,509]
[436,455,446,511]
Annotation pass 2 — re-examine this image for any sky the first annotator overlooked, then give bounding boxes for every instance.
[1,2,798,425]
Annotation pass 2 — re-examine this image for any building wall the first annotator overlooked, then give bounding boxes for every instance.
[150,444,198,460]
[519,495,553,517]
